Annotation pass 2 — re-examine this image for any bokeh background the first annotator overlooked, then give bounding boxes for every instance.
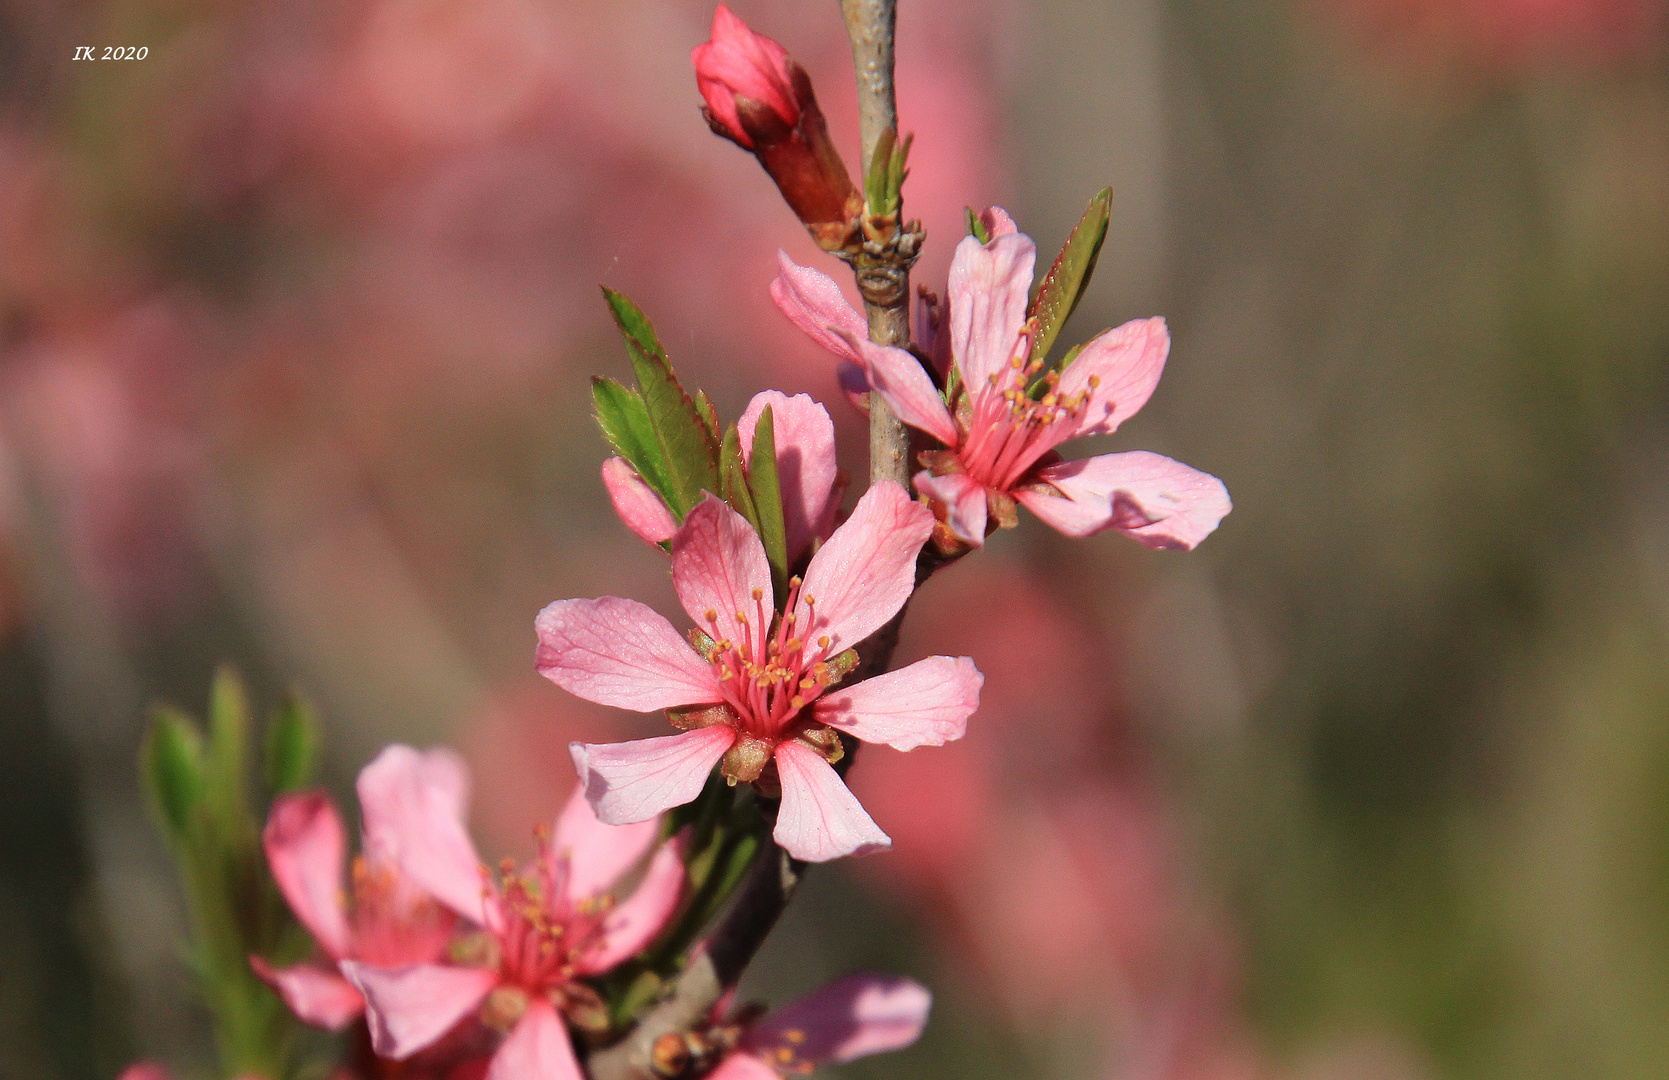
[2,0,1667,1078]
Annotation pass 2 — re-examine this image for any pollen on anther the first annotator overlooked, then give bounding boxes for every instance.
[704,609,718,623]
[817,635,830,649]
[751,587,763,601]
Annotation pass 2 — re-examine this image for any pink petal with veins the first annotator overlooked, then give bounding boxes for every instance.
[486,998,584,1080]
[536,597,721,712]
[769,251,866,365]
[796,483,933,653]
[840,334,959,447]
[948,231,1036,392]
[577,837,687,973]
[1016,451,1231,550]
[262,791,351,958]
[549,785,658,906]
[773,741,891,862]
[569,727,736,825]
[600,458,676,546]
[357,745,486,925]
[343,961,498,1060]
[815,656,982,751]
[1054,317,1170,438]
[738,391,841,560]
[745,973,932,1065]
[913,470,987,546]
[250,957,364,1030]
[671,495,774,650]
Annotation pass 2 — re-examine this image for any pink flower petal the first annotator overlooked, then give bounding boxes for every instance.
[1016,451,1231,549]
[913,470,987,546]
[550,784,658,906]
[839,333,959,447]
[772,741,891,862]
[744,973,932,1065]
[262,791,351,959]
[948,231,1036,392]
[796,483,933,653]
[600,458,676,546]
[814,656,982,751]
[738,391,841,561]
[343,961,498,1060]
[357,745,486,925]
[977,205,1019,238]
[836,361,872,410]
[576,837,687,973]
[704,1054,780,1080]
[486,998,583,1080]
[249,957,364,1030]
[569,727,737,825]
[671,495,774,649]
[536,597,721,712]
[768,251,867,365]
[118,1065,171,1080]
[1054,316,1170,438]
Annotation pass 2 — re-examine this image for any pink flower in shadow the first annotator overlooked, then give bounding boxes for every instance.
[343,749,685,1080]
[255,746,464,1029]
[539,483,982,863]
[706,974,932,1080]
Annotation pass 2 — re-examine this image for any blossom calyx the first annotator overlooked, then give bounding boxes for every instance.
[693,5,861,250]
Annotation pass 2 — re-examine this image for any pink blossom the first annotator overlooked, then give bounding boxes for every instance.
[343,755,685,1080]
[254,746,463,1030]
[771,213,1231,550]
[601,391,844,564]
[705,974,932,1079]
[538,483,983,862]
[691,5,799,152]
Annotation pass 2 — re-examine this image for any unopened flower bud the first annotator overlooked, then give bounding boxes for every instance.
[692,5,861,250]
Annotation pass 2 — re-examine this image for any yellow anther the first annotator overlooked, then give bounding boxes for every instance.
[790,695,805,709]
[704,608,718,622]
[817,635,830,649]
[735,610,748,623]
[1087,374,1101,388]
[751,587,763,601]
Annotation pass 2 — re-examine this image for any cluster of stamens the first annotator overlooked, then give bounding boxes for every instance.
[701,576,839,740]
[483,829,609,998]
[957,336,1102,490]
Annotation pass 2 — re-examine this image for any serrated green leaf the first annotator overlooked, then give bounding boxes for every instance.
[263,692,318,795]
[602,288,719,516]
[1029,187,1112,366]
[592,376,673,503]
[965,206,993,244]
[142,706,205,842]
[719,424,760,533]
[694,390,721,444]
[746,406,789,601]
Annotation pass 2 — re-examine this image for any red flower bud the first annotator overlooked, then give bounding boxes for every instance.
[691,5,862,250]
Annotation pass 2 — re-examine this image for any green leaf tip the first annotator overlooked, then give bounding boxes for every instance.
[745,406,789,601]
[142,706,206,842]
[965,206,993,244]
[598,287,719,519]
[264,692,319,795]
[1029,186,1112,366]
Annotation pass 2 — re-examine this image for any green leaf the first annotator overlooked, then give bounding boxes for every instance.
[865,127,897,216]
[694,390,721,445]
[1029,187,1112,365]
[719,424,760,532]
[746,406,789,600]
[965,206,993,244]
[602,288,719,517]
[142,706,205,842]
[263,692,318,795]
[592,376,673,502]
[203,666,250,829]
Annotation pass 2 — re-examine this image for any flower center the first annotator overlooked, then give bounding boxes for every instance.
[698,576,843,742]
[958,338,1099,491]
[487,832,610,995]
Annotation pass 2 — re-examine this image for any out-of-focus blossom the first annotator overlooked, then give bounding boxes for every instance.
[704,974,932,1080]
[692,5,862,249]
[344,750,684,1080]
[1317,0,1668,72]
[773,211,1231,550]
[116,1067,262,1080]
[254,746,462,1029]
[540,484,982,862]
[602,390,845,563]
